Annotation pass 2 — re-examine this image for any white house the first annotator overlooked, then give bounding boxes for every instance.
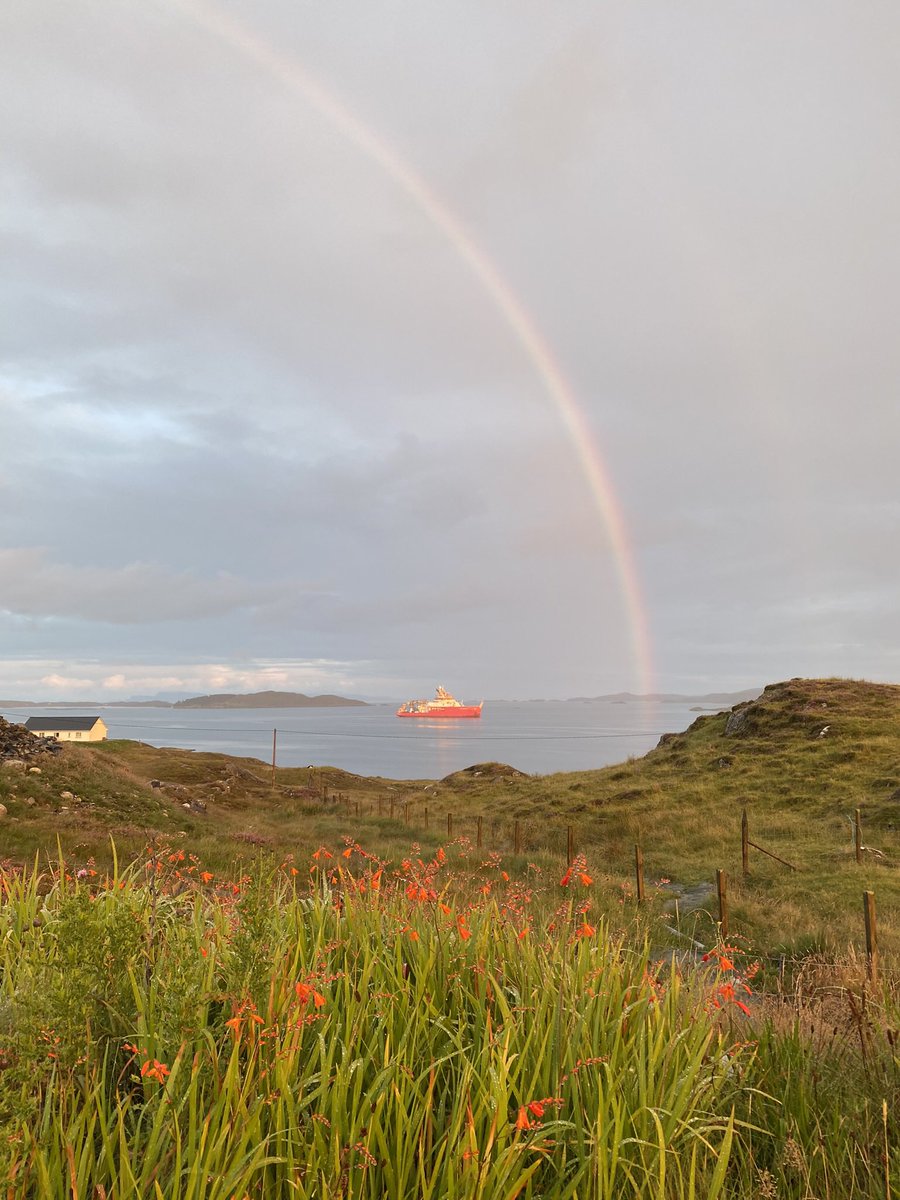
[24,716,108,743]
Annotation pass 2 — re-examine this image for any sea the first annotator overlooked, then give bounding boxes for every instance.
[0,699,721,780]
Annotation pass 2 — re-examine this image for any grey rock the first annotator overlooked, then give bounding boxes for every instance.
[724,708,750,736]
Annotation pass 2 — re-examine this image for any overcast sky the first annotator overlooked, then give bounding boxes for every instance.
[1,1,899,701]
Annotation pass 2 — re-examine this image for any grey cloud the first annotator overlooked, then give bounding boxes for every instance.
[0,1,898,699]
[0,548,290,623]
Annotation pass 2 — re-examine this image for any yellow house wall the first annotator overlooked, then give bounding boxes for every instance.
[34,721,108,742]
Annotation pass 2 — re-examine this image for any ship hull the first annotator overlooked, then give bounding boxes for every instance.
[396,704,483,718]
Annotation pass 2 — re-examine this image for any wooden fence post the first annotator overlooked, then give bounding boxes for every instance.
[716,869,729,938]
[741,809,749,876]
[476,815,483,849]
[514,820,521,855]
[864,890,878,983]
[566,826,575,866]
[635,845,645,902]
[423,806,428,830]
[855,809,862,865]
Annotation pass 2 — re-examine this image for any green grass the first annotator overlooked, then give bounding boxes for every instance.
[2,678,900,1195]
[0,846,896,1197]
[3,678,900,962]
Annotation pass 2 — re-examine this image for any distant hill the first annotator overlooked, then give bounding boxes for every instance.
[173,691,367,709]
[0,700,189,709]
[568,688,762,705]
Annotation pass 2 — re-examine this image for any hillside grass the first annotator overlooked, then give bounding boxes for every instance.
[1,677,899,961]
[2,681,900,1196]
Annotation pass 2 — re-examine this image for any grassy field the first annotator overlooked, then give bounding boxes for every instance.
[0,848,896,1198]
[2,677,899,959]
[1,678,899,1196]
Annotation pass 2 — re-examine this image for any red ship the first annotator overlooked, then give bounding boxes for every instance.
[396,686,483,719]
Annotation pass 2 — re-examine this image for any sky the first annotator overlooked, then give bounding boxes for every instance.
[1,0,899,702]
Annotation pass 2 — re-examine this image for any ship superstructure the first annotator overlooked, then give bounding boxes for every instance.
[396,686,483,718]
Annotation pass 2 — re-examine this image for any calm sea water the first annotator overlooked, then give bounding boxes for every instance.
[0,700,716,780]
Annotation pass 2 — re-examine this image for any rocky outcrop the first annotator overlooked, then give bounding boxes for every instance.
[0,717,60,762]
[724,705,753,736]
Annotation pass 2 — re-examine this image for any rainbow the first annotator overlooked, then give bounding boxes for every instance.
[156,0,655,693]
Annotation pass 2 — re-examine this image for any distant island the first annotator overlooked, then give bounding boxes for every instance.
[173,691,368,709]
[565,689,762,705]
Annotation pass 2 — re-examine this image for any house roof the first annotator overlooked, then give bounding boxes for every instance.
[24,716,104,732]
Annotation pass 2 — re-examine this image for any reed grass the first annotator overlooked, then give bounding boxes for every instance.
[0,841,894,1198]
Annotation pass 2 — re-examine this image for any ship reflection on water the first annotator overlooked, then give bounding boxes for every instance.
[411,720,485,780]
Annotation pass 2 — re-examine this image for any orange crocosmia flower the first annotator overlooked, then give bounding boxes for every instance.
[436,848,446,863]
[342,848,353,859]
[559,868,572,887]
[200,871,214,884]
[295,983,326,1006]
[501,871,509,882]
[480,884,491,896]
[718,957,734,972]
[527,1101,545,1119]
[734,1000,751,1015]
[514,1107,532,1131]
[577,922,596,938]
[225,1016,242,1032]
[406,883,419,901]
[371,870,382,890]
[719,982,735,1003]
[439,903,452,915]
[199,946,208,958]
[517,928,528,941]
[579,873,593,887]
[290,866,298,876]
[140,1059,170,1083]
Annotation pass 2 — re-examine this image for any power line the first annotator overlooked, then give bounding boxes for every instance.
[103,721,664,742]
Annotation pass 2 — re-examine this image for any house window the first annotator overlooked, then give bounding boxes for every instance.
[75,731,82,738]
